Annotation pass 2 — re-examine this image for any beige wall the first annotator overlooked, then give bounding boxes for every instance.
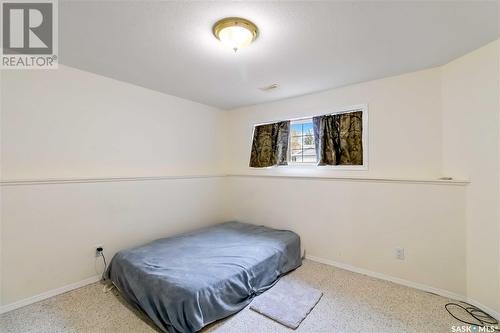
[226,67,443,179]
[1,40,499,317]
[1,65,226,180]
[1,177,227,305]
[0,66,229,306]
[227,176,466,296]
[224,67,468,299]
[441,40,500,313]
[225,40,500,314]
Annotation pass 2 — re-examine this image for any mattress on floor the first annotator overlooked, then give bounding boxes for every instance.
[106,221,302,333]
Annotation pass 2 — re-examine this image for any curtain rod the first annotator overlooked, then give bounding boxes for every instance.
[252,104,367,127]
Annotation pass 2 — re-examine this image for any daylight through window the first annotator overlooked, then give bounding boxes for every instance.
[290,119,317,164]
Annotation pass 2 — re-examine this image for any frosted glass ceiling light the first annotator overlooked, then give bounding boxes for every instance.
[213,17,258,52]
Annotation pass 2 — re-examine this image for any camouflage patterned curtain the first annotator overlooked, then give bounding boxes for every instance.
[249,121,290,168]
[313,111,363,165]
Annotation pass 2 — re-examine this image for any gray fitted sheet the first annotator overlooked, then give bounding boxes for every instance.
[106,221,302,333]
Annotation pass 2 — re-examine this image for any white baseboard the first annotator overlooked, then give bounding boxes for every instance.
[306,255,500,320]
[2,258,499,322]
[466,299,500,322]
[0,275,100,314]
[306,254,464,300]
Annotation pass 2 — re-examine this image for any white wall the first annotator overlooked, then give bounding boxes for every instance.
[2,41,499,317]
[0,70,3,308]
[227,176,466,295]
[1,65,226,180]
[224,67,469,298]
[1,177,227,305]
[441,40,500,313]
[224,40,500,315]
[0,66,229,306]
[226,67,443,179]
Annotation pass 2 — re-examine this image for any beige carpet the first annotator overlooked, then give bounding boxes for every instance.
[0,260,463,333]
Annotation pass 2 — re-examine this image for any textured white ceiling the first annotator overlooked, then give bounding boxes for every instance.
[59,1,499,109]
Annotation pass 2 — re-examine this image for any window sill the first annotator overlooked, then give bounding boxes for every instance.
[281,163,368,171]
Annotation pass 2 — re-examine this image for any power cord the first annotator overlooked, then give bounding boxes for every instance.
[445,301,499,331]
[96,247,108,281]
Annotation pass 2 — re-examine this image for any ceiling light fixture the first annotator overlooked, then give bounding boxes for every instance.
[213,17,258,52]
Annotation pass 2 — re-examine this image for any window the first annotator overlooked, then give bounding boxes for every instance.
[249,105,367,169]
[290,119,317,164]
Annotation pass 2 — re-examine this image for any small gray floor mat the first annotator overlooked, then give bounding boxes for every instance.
[250,279,323,329]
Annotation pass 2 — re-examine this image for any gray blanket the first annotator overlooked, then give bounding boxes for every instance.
[106,221,302,333]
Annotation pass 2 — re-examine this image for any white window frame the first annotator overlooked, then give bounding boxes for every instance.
[288,118,318,166]
[251,104,369,170]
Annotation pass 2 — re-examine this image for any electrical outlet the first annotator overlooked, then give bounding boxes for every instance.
[95,245,103,257]
[395,247,405,260]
